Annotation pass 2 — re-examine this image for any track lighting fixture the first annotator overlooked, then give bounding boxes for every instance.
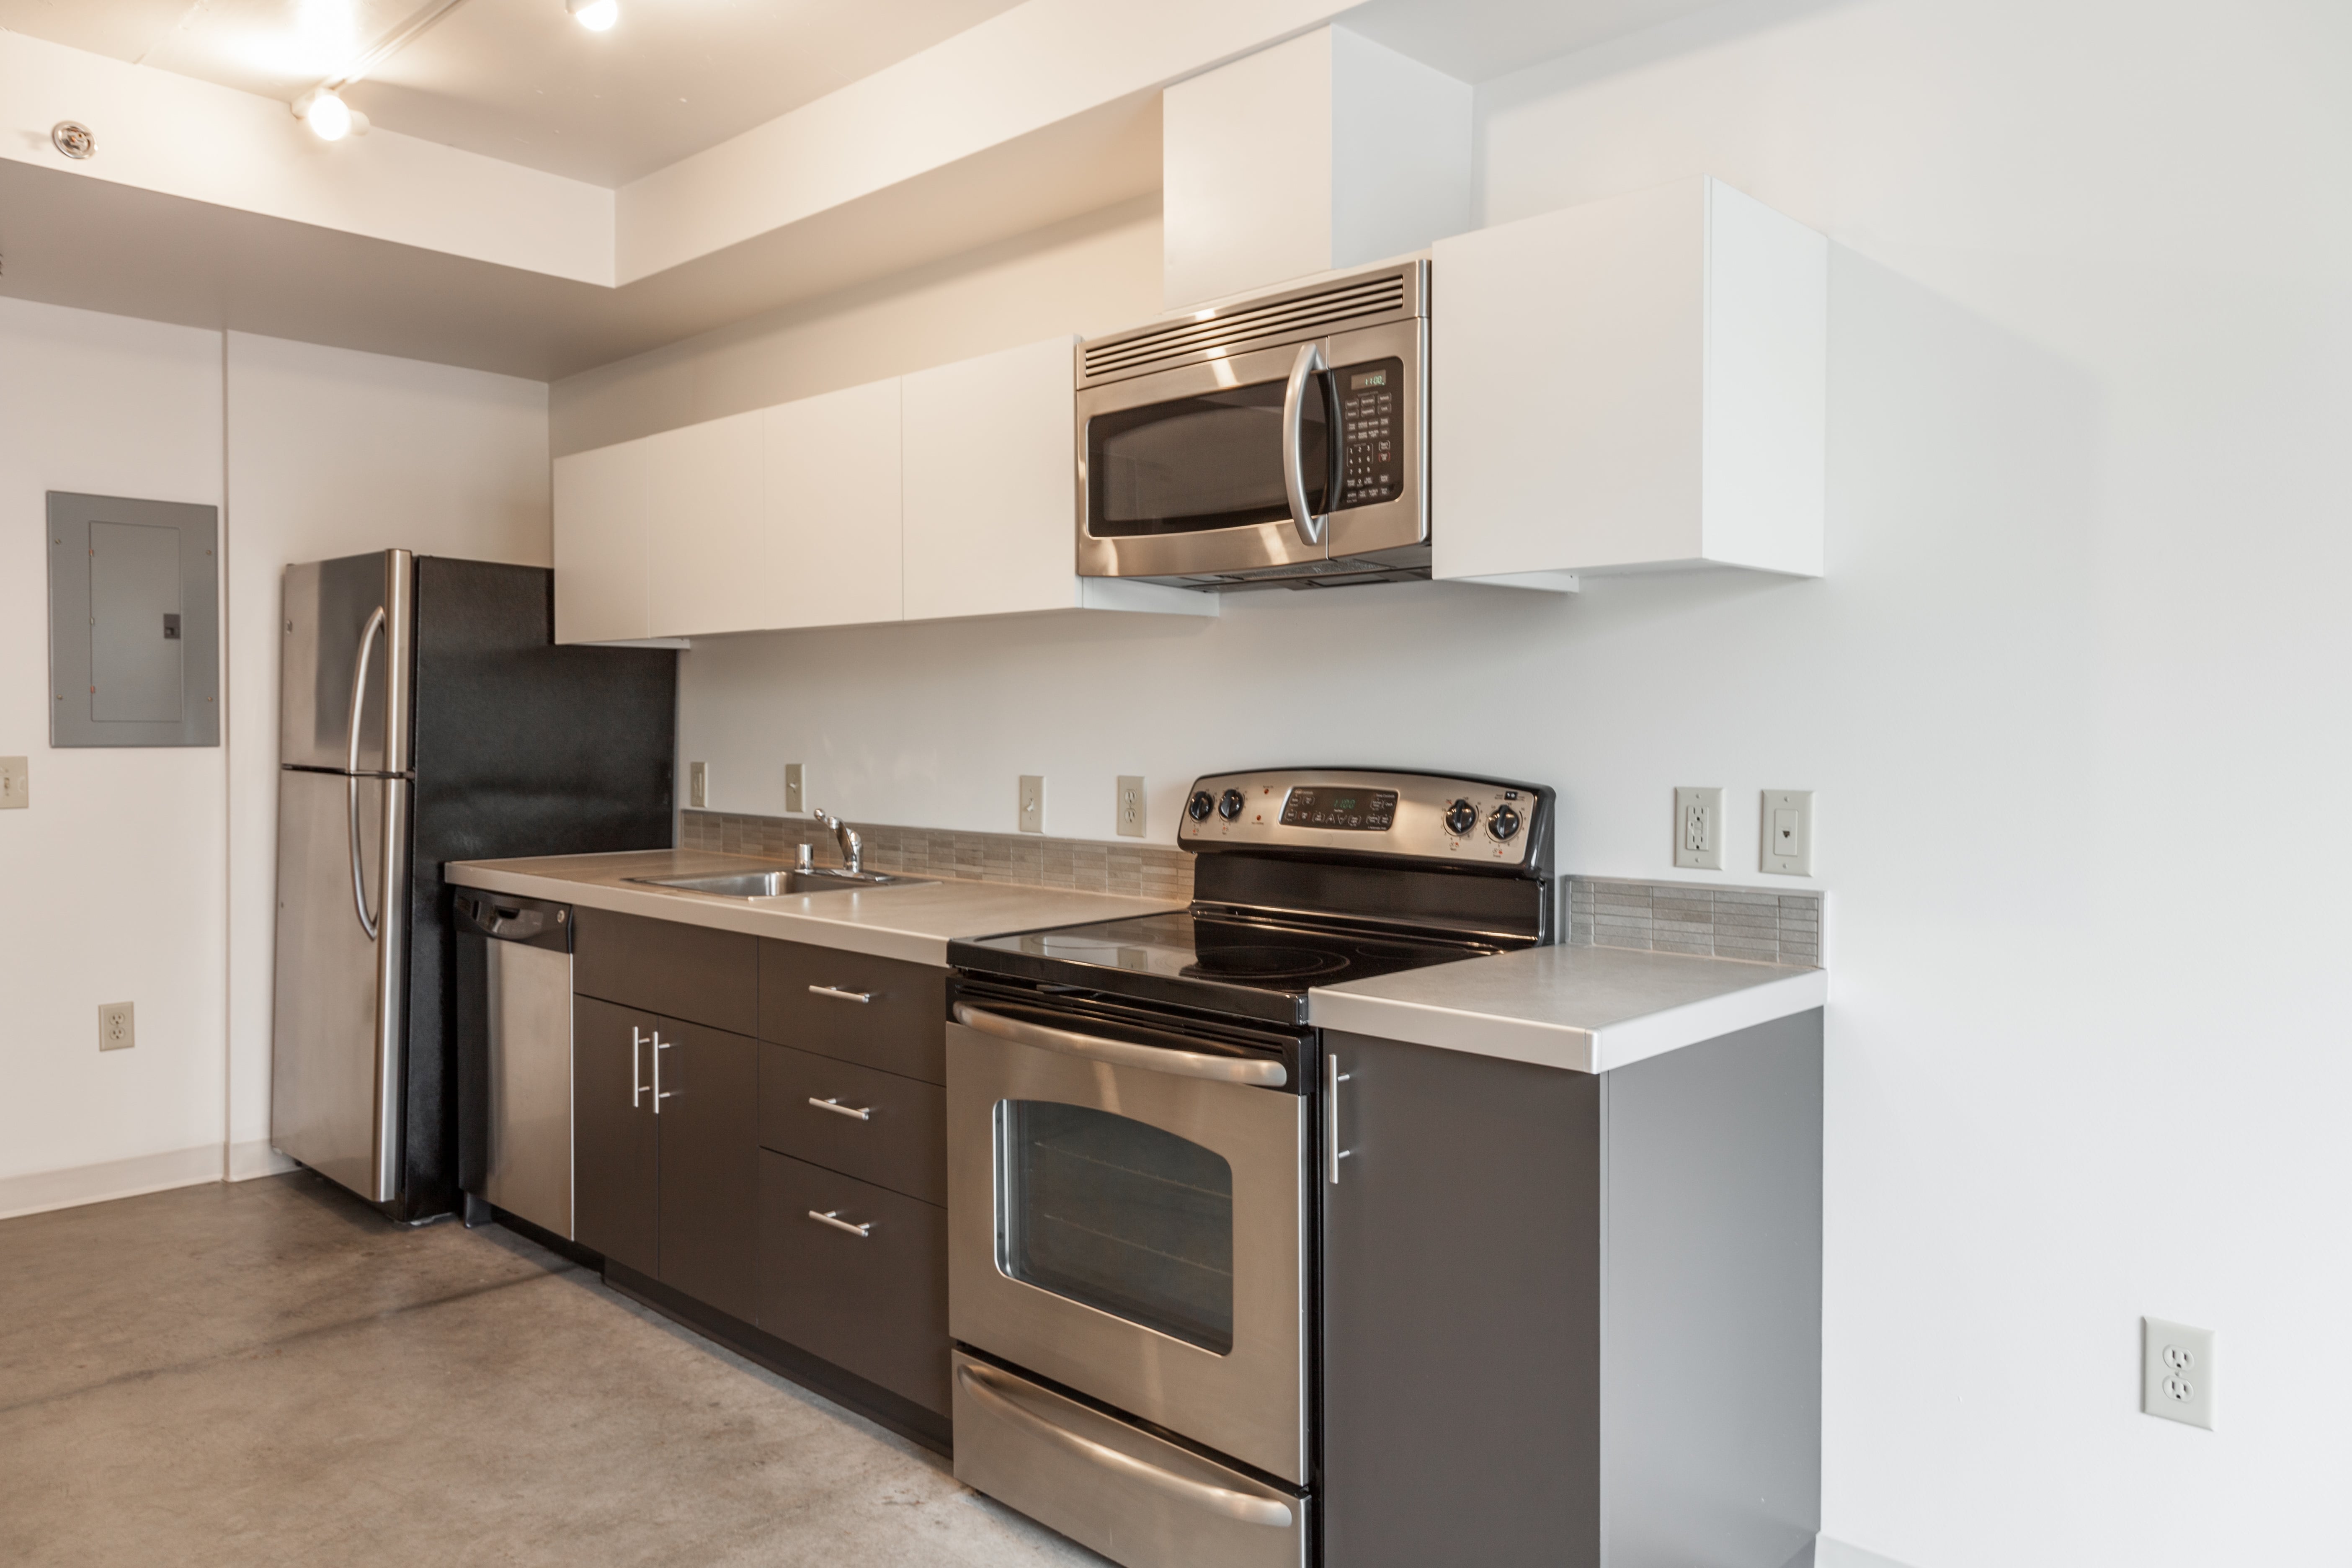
[292,88,369,142]
[568,0,619,30]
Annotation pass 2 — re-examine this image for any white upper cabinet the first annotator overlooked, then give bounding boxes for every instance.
[1432,176,1828,581]
[552,436,650,643]
[645,410,766,639]
[763,378,904,630]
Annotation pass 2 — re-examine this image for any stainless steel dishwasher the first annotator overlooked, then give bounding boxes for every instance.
[454,892,574,1239]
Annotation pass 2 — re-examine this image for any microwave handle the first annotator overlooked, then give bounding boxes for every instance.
[1281,341,1331,547]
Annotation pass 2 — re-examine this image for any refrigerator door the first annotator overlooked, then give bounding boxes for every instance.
[281,552,412,774]
[272,766,412,1202]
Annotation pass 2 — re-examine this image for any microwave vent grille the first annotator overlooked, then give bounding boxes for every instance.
[1080,268,1418,384]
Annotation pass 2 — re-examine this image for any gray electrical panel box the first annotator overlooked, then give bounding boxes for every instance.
[48,491,220,748]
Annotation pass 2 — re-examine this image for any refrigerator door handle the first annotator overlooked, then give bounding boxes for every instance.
[345,606,386,941]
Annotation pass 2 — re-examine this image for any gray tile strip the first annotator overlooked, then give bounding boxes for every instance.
[680,810,1194,902]
[1563,875,1823,967]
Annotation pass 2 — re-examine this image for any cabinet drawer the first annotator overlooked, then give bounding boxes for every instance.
[758,1044,946,1206]
[758,1151,949,1414]
[575,909,758,1036]
[758,939,947,1084]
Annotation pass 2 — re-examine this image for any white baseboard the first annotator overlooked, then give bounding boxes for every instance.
[228,1140,299,1181]
[1817,1537,1917,1568]
[0,1143,224,1221]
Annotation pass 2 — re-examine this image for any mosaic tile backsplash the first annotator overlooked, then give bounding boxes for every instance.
[679,810,1194,902]
[1566,877,1822,967]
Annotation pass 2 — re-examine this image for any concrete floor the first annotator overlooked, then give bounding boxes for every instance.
[0,1171,1110,1568]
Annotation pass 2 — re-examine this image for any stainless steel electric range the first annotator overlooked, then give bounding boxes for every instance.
[942,768,1555,1568]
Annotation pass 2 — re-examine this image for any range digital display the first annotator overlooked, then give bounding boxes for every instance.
[1281,787,1399,831]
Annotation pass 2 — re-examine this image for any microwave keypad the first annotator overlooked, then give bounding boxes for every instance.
[1336,358,1404,511]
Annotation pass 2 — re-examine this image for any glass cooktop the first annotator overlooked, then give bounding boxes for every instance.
[951,910,1498,1026]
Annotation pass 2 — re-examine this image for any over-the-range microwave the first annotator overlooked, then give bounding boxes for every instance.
[1075,260,1428,591]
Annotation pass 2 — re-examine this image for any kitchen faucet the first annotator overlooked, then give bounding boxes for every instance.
[812,808,861,875]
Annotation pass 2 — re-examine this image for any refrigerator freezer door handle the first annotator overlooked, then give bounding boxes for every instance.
[345,606,386,941]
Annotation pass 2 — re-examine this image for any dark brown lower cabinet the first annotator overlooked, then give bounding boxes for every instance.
[573,995,658,1277]
[758,1150,951,1414]
[573,995,758,1323]
[653,1020,759,1323]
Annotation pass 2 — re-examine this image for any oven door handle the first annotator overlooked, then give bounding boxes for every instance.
[952,1003,1289,1088]
[1281,340,1331,548]
[956,1362,1296,1528]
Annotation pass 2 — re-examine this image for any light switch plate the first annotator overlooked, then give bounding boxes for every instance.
[1761,789,1814,876]
[99,1001,134,1052]
[0,756,26,809]
[2143,1317,2215,1430]
[1018,775,1045,835]
[688,761,708,810]
[1116,776,1145,838]
[1673,787,1723,869]
[784,763,805,814]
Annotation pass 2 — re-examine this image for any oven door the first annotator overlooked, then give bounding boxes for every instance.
[946,999,1310,1485]
[1076,319,1425,583]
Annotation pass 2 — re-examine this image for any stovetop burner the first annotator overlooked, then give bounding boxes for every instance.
[1180,946,1352,983]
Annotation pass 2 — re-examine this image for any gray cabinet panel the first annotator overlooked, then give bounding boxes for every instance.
[758,1043,947,1206]
[573,996,658,1277]
[758,1151,949,1414]
[655,1019,759,1323]
[758,939,947,1084]
[575,908,758,1036]
[1319,1032,1602,1568]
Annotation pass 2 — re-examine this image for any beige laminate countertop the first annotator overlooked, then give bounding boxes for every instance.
[444,848,1186,968]
[1309,943,1828,1074]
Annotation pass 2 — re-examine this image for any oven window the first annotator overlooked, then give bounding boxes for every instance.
[1087,377,1329,538]
[998,1100,1234,1354]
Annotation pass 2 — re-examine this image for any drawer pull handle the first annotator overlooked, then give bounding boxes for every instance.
[808,1209,872,1238]
[808,1096,872,1122]
[808,984,874,1004]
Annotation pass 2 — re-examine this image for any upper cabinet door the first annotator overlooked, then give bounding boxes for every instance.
[645,410,766,640]
[1431,176,1827,581]
[763,379,903,630]
[903,336,1077,622]
[553,437,651,644]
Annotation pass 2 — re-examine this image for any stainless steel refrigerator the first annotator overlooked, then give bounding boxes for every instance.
[272,549,675,1222]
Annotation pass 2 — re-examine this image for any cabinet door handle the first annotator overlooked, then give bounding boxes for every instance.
[807,1209,872,1238]
[652,1031,674,1114]
[807,1096,872,1122]
[807,984,873,1004]
[631,1027,648,1108]
[1325,1052,1351,1185]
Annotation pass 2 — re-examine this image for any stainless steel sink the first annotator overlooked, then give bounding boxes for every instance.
[628,869,935,898]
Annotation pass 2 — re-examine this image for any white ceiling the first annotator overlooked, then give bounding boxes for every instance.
[0,0,1029,186]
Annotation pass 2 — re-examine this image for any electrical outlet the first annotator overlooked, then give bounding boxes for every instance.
[1673,787,1723,869]
[2143,1317,2215,1430]
[784,763,805,814]
[1116,776,1145,838]
[98,1001,134,1052]
[1018,775,1046,835]
[1760,789,1814,876]
[0,756,27,810]
[688,761,708,810]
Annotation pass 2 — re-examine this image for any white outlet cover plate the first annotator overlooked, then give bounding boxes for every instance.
[1019,775,1045,834]
[784,763,805,814]
[688,761,708,810]
[1761,789,1814,876]
[2143,1316,2215,1429]
[0,756,26,809]
[99,1001,135,1051]
[1673,787,1724,870]
[1116,776,1145,838]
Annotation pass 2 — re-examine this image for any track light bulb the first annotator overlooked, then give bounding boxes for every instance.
[296,88,354,141]
[568,0,619,30]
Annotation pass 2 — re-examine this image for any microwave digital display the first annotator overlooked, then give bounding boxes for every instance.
[1280,787,1398,831]
[1351,370,1387,390]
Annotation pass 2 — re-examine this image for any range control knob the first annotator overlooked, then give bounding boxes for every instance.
[1187,789,1216,822]
[1487,804,1524,842]
[1218,789,1246,821]
[1443,798,1478,837]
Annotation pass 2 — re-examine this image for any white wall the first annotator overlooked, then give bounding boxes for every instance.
[640,2,2352,1561]
[223,333,550,1177]
[0,300,229,1215]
